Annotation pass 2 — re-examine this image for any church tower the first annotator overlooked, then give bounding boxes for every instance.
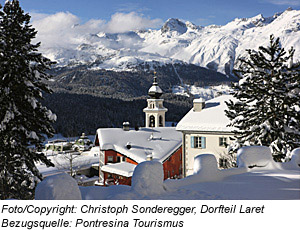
[143,73,168,127]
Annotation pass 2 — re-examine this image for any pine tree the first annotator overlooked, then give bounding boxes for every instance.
[0,0,56,199]
[225,35,300,161]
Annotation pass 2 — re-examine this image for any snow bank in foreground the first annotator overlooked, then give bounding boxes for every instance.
[237,146,273,168]
[35,173,82,200]
[236,146,300,170]
[281,148,300,170]
[193,154,218,174]
[290,148,300,166]
[131,161,166,195]
[166,154,247,189]
[79,161,217,200]
[36,146,299,200]
[80,185,131,200]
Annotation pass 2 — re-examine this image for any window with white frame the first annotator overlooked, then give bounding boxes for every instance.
[191,136,206,149]
[219,137,227,147]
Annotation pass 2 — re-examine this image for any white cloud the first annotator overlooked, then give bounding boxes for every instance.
[31,11,162,49]
[264,0,300,5]
[104,12,162,33]
[32,12,105,48]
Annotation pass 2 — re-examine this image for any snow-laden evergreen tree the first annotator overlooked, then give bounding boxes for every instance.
[0,0,56,199]
[225,35,300,161]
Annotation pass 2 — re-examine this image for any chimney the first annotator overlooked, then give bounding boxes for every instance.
[193,98,205,112]
[123,122,130,131]
[146,153,153,161]
[126,142,132,149]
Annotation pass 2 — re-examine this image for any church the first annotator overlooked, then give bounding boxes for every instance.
[94,74,183,186]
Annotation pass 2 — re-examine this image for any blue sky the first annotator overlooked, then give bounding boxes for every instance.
[4,0,300,26]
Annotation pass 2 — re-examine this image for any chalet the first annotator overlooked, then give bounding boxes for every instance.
[176,95,235,177]
[94,74,182,185]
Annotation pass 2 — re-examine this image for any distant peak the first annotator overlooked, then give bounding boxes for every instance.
[185,21,201,30]
[161,18,187,34]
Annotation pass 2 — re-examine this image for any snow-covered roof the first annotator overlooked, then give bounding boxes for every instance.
[176,95,234,132]
[96,127,182,163]
[101,162,136,177]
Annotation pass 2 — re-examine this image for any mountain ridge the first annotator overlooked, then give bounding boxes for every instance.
[40,9,300,75]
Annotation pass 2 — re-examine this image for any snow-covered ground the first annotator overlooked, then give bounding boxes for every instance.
[180,168,300,200]
[172,84,231,100]
[35,146,300,200]
[37,146,99,177]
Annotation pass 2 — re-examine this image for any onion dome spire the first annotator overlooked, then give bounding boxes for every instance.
[148,71,163,99]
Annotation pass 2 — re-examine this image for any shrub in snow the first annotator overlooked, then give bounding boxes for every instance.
[237,146,273,168]
[131,161,166,195]
[35,173,81,200]
[194,154,218,174]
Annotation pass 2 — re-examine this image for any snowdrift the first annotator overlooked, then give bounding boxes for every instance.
[35,146,300,200]
[35,173,82,200]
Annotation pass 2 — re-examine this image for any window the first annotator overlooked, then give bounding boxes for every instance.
[149,115,155,127]
[116,156,121,163]
[122,156,126,162]
[191,136,206,149]
[219,137,227,147]
[219,158,228,168]
[107,156,114,163]
[159,115,163,127]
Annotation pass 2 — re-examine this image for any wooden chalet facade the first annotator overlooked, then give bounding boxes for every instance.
[94,143,182,186]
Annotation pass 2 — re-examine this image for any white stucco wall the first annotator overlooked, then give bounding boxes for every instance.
[183,132,234,176]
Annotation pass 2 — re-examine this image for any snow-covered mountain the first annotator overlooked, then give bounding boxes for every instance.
[41,9,300,75]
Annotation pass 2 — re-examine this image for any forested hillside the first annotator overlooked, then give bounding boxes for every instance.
[42,63,234,136]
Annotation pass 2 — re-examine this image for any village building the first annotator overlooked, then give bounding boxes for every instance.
[143,73,168,128]
[94,75,182,186]
[176,95,235,177]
